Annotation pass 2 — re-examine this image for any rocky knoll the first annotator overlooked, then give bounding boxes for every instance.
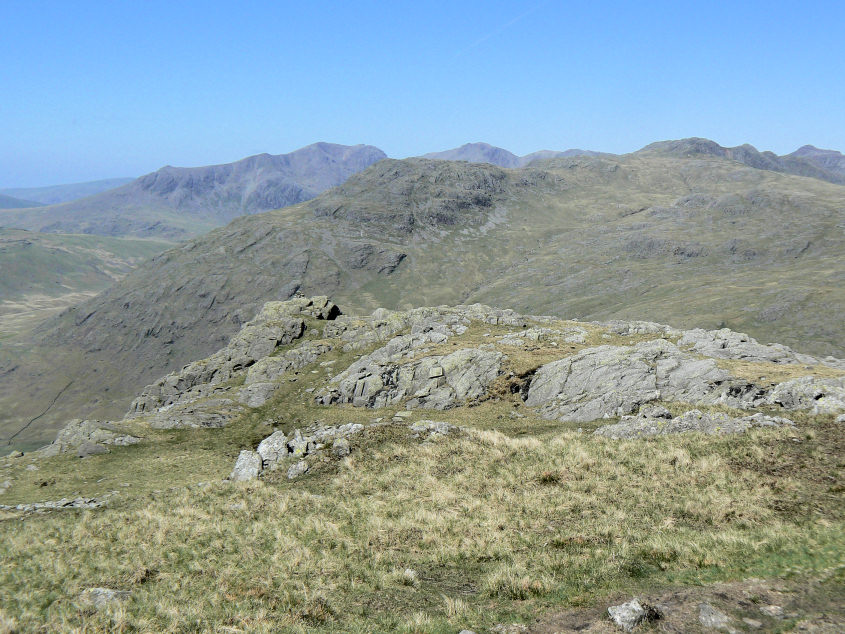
[29,297,845,487]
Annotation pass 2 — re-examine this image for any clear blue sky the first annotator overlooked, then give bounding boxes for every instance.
[1,0,844,187]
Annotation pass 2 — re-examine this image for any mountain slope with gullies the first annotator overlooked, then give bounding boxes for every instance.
[2,150,845,447]
[0,143,386,240]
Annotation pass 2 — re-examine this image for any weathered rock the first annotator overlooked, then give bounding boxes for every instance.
[698,602,733,631]
[146,398,244,429]
[332,437,351,457]
[607,598,647,631]
[126,299,311,418]
[80,587,131,609]
[287,460,309,479]
[603,320,681,337]
[317,340,502,410]
[595,409,794,439]
[256,431,289,467]
[837,413,845,423]
[38,419,140,458]
[236,382,278,408]
[1,496,110,512]
[229,450,262,482]
[525,340,732,422]
[409,420,458,440]
[766,376,845,414]
[679,328,819,366]
[244,341,332,385]
[0,480,11,494]
[77,442,109,458]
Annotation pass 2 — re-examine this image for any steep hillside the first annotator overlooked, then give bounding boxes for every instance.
[0,193,43,209]
[0,178,135,205]
[0,143,386,239]
[2,152,844,446]
[423,142,602,167]
[0,229,171,339]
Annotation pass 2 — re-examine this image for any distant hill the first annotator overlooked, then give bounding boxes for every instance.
[637,138,845,184]
[422,142,603,167]
[0,143,387,239]
[0,193,43,209]
[0,178,135,205]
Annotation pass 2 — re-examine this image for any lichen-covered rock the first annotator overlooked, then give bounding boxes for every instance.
[126,299,312,418]
[38,419,139,458]
[256,431,289,467]
[766,376,845,414]
[317,343,502,410]
[146,398,245,429]
[229,450,262,482]
[525,339,731,422]
[409,420,458,440]
[594,409,794,439]
[244,341,332,385]
[287,460,309,479]
[679,328,820,365]
[608,598,647,631]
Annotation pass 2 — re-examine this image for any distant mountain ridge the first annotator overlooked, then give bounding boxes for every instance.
[0,178,135,205]
[422,142,604,167]
[0,193,43,209]
[0,143,387,239]
[422,139,845,185]
[637,138,845,184]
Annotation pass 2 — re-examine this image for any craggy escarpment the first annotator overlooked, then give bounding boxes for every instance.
[32,297,845,469]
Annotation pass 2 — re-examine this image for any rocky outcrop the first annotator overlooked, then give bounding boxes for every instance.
[38,419,139,458]
[678,328,820,365]
[124,297,339,427]
[524,339,734,422]
[228,423,366,481]
[316,334,503,409]
[766,376,845,413]
[594,408,794,439]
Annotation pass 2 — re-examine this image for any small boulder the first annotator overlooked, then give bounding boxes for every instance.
[332,437,351,458]
[698,602,733,631]
[287,460,309,479]
[229,450,262,482]
[608,598,646,632]
[80,587,130,608]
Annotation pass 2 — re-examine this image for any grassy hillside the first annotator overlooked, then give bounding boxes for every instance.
[2,153,845,446]
[0,229,171,339]
[1,309,842,631]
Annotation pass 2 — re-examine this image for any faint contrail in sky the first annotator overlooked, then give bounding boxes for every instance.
[452,1,550,60]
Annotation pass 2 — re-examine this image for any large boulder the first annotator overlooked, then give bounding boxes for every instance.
[766,376,845,414]
[525,339,731,422]
[678,327,820,365]
[317,343,503,409]
[38,419,139,458]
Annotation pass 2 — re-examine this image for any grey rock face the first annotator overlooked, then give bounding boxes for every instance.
[229,450,262,482]
[127,301,307,418]
[409,420,458,440]
[317,342,502,410]
[287,460,309,479]
[38,419,139,458]
[146,398,245,430]
[766,376,845,414]
[607,598,647,631]
[594,409,794,439]
[678,328,820,365]
[525,339,731,422]
[244,341,333,385]
[256,431,289,467]
[80,587,131,608]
